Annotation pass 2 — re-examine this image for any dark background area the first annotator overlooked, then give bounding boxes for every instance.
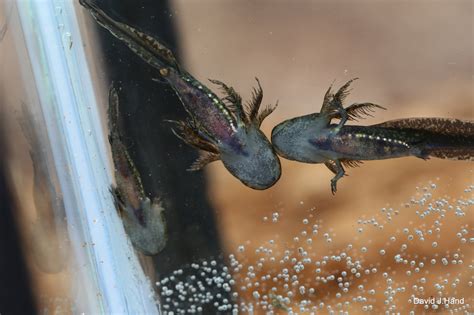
[0,131,36,315]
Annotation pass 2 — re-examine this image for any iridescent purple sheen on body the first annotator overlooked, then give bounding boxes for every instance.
[326,126,414,160]
[166,70,236,144]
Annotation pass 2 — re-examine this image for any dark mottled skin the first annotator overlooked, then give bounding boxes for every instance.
[272,80,474,194]
[80,0,281,190]
[308,125,428,161]
[166,70,236,143]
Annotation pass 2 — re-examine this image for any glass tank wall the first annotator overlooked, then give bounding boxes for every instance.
[0,0,472,314]
[1,0,158,313]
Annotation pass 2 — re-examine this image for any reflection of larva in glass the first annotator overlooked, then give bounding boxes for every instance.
[80,0,281,190]
[19,103,68,274]
[156,182,473,314]
[108,86,167,256]
[272,79,474,194]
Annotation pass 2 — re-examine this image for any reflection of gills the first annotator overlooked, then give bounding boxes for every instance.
[271,79,474,194]
[80,0,281,189]
[108,86,167,256]
[20,105,67,274]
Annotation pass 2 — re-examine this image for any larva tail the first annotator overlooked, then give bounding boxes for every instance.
[79,0,179,72]
[376,118,474,161]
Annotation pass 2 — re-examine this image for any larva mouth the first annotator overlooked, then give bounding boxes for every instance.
[270,122,291,156]
[271,122,287,140]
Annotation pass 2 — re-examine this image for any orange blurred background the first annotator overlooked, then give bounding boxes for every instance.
[173,1,473,313]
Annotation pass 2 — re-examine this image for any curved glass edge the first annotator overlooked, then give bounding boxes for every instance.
[12,0,160,313]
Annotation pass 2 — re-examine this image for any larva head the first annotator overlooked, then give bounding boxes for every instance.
[271,113,326,162]
[220,127,281,190]
[121,197,167,256]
